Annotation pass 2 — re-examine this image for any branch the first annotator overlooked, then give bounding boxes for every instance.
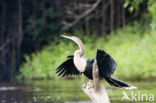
[0,39,10,51]
[82,59,110,103]
[0,2,6,43]
[62,0,101,31]
[93,59,100,92]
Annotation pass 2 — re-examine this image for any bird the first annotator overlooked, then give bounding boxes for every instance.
[56,35,137,89]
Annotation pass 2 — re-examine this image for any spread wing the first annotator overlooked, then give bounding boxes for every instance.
[96,49,117,77]
[56,55,81,77]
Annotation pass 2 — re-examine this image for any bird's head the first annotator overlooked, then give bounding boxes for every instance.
[61,35,85,55]
[61,35,79,42]
[61,35,83,46]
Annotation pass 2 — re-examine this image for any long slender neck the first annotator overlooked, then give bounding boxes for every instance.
[72,37,87,72]
[74,39,85,56]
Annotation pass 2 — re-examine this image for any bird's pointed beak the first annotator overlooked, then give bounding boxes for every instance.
[60,35,72,40]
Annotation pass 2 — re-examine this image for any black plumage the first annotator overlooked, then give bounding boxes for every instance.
[96,49,117,77]
[83,59,94,79]
[56,35,137,89]
[56,49,134,88]
[56,56,81,77]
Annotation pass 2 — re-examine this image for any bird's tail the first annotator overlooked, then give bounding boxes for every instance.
[104,76,137,89]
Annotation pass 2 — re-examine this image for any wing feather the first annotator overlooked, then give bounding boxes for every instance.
[96,49,117,77]
[56,55,81,77]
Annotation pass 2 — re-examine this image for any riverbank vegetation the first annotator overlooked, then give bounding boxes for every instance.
[18,22,156,80]
[18,0,156,80]
[1,0,156,81]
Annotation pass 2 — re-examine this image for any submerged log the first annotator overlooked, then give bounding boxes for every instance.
[82,59,110,103]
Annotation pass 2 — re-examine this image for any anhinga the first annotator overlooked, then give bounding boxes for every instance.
[56,35,136,89]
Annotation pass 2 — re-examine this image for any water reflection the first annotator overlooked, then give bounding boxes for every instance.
[0,80,156,103]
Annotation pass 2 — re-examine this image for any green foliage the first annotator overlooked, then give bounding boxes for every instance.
[124,0,144,13]
[26,7,60,42]
[148,0,156,30]
[108,30,156,80]
[18,24,156,80]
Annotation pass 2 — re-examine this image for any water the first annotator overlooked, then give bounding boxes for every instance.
[0,79,156,103]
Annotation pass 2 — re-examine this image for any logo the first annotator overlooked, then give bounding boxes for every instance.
[121,91,154,102]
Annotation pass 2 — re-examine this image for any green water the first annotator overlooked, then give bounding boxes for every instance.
[0,79,156,103]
